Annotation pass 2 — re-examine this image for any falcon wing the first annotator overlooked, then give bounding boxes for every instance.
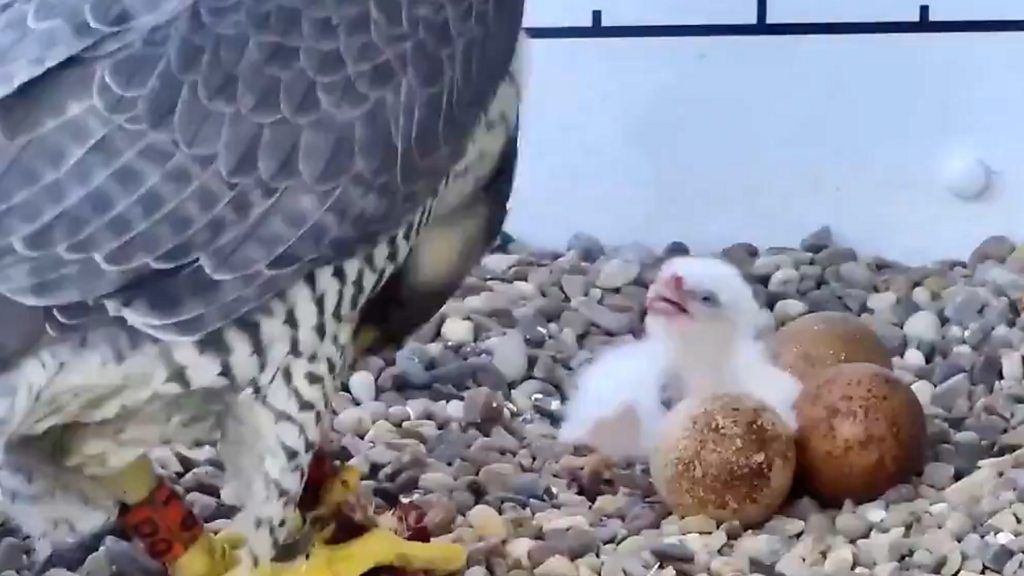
[0,0,524,340]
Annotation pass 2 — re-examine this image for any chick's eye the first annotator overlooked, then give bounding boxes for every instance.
[698,292,720,306]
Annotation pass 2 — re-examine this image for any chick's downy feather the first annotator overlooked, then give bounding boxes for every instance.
[557,337,670,459]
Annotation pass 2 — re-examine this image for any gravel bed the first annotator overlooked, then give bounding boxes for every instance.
[4,227,1024,576]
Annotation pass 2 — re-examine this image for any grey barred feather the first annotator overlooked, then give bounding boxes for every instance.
[0,0,523,340]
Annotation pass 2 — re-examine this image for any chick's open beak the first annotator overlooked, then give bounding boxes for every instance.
[646,273,689,317]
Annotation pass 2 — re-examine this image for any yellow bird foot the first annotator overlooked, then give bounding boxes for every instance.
[169,532,247,576]
[254,528,467,576]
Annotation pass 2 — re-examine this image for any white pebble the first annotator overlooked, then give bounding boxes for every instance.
[481,253,521,272]
[440,317,475,344]
[910,380,935,406]
[767,268,800,293]
[535,555,578,576]
[542,515,590,533]
[677,515,717,534]
[511,280,540,299]
[347,370,376,404]
[863,506,888,523]
[824,545,855,573]
[446,400,465,420]
[945,468,999,506]
[734,534,786,564]
[709,556,748,576]
[835,512,871,540]
[333,408,372,437]
[576,561,599,576]
[904,310,942,343]
[873,562,900,576]
[911,285,936,308]
[867,291,898,315]
[902,347,926,367]
[1001,350,1024,382]
[419,472,456,493]
[940,548,962,576]
[364,420,398,443]
[504,538,535,568]
[987,509,1019,532]
[484,331,529,382]
[922,462,955,489]
[466,504,508,540]
[596,258,641,289]
[773,299,809,323]
[751,254,794,276]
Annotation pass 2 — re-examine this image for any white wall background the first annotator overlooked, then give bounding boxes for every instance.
[506,1,1024,265]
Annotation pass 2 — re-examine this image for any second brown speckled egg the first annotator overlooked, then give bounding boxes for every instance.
[770,311,892,385]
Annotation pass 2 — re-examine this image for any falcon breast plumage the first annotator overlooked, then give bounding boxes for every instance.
[0,1,525,574]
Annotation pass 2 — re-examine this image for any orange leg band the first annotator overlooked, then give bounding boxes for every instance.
[116,482,203,566]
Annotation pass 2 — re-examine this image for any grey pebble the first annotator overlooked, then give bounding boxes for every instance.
[567,232,605,262]
[179,465,223,496]
[964,414,1007,442]
[932,359,967,386]
[609,242,659,265]
[983,544,1015,572]
[560,275,590,300]
[0,539,27,573]
[735,534,788,564]
[102,537,165,576]
[649,541,695,563]
[945,288,987,325]
[511,379,562,416]
[932,373,971,413]
[838,261,876,290]
[840,288,870,314]
[549,527,600,559]
[720,242,759,272]
[751,254,794,279]
[767,268,800,294]
[814,246,858,267]
[662,241,690,257]
[596,259,641,289]
[484,331,529,383]
[968,235,1015,269]
[805,288,847,313]
[462,388,505,427]
[800,226,834,253]
[623,505,664,535]
[863,316,908,355]
[922,462,956,489]
[575,299,636,335]
[971,352,1002,388]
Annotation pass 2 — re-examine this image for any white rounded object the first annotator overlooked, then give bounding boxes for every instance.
[942,156,993,200]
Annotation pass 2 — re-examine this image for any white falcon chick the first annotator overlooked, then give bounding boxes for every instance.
[558,255,801,459]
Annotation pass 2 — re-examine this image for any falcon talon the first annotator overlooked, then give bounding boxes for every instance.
[284,461,466,576]
[253,528,467,576]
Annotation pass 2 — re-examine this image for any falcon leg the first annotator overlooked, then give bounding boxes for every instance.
[273,447,467,576]
[105,457,243,576]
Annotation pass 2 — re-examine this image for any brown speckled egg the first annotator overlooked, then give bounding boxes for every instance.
[770,311,891,385]
[650,393,796,527]
[794,362,927,506]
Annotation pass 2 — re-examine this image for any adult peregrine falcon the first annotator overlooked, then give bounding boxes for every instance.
[0,1,525,574]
